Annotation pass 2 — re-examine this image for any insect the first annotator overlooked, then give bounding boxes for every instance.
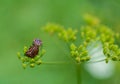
[25,39,42,58]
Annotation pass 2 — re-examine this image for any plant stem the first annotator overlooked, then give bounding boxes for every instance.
[76,63,81,84]
[87,59,106,63]
[42,61,71,65]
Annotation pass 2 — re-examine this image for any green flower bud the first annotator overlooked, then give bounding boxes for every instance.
[101,37,106,43]
[103,47,108,54]
[83,14,100,26]
[75,51,79,57]
[71,50,79,57]
[36,60,42,65]
[80,57,86,62]
[30,63,35,68]
[71,51,76,57]
[103,43,109,47]
[83,42,88,47]
[78,45,86,51]
[106,53,111,58]
[78,45,83,51]
[35,55,40,60]
[75,56,80,63]
[41,49,46,56]
[111,56,118,61]
[105,58,109,63]
[116,51,120,56]
[109,45,118,51]
[112,45,118,51]
[17,52,21,59]
[81,50,88,56]
[108,38,114,44]
[63,33,68,42]
[30,59,35,63]
[70,43,77,51]
[43,23,64,34]
[22,63,27,69]
[86,37,91,43]
[24,46,28,53]
[85,56,91,61]
[21,58,26,63]
[72,36,77,41]
[24,57,29,62]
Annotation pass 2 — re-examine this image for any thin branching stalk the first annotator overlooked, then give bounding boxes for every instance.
[42,61,71,65]
[76,63,81,84]
[87,59,106,63]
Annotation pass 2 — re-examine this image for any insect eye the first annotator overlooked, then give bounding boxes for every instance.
[33,39,42,46]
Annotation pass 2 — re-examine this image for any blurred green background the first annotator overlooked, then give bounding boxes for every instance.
[0,0,120,84]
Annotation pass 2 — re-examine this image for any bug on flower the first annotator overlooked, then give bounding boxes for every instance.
[25,39,42,58]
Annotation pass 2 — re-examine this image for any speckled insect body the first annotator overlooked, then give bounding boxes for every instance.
[25,39,42,58]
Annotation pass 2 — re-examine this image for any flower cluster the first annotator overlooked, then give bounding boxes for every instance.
[82,15,120,63]
[58,28,77,42]
[43,23,64,35]
[83,14,100,26]
[17,39,46,69]
[70,43,90,63]
[81,26,97,46]
[43,23,77,42]
[17,14,120,69]
[43,14,120,64]
[99,26,120,63]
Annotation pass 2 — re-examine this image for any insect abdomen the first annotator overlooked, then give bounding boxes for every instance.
[25,46,39,58]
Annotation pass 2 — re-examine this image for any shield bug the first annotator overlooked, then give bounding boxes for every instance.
[25,39,42,58]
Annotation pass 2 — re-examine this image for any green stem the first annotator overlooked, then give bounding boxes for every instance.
[76,63,81,84]
[42,61,71,65]
[87,59,106,63]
